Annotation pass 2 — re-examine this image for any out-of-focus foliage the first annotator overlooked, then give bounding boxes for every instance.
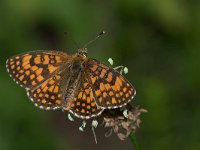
[0,0,200,150]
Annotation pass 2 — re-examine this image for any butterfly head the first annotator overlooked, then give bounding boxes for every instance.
[77,48,88,57]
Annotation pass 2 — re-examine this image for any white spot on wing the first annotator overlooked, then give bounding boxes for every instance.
[6,67,9,72]
[68,108,104,120]
[39,106,44,109]
[45,107,50,110]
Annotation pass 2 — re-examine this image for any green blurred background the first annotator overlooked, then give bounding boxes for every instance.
[0,0,200,150]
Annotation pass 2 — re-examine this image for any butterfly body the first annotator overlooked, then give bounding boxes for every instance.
[7,49,136,119]
[62,53,86,110]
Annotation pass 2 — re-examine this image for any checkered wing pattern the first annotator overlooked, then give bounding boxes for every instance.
[7,50,71,110]
[6,50,70,89]
[85,59,136,109]
[26,69,67,110]
[68,74,104,119]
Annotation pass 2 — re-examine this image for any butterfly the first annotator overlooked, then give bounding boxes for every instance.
[6,48,136,119]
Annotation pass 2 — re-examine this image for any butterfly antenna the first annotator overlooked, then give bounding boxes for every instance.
[83,31,106,48]
[64,32,80,49]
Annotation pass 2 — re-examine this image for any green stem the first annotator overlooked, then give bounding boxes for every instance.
[130,133,140,150]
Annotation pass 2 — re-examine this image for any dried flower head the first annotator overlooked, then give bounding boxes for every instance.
[102,105,147,140]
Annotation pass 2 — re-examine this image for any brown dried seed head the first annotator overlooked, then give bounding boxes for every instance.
[103,105,147,141]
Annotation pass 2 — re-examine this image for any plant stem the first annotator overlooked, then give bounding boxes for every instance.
[130,133,140,150]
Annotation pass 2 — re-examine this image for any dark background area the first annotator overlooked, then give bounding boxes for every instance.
[0,0,200,150]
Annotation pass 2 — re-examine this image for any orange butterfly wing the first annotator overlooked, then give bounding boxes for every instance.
[7,50,72,109]
[85,59,136,109]
[68,74,104,119]
[6,50,70,89]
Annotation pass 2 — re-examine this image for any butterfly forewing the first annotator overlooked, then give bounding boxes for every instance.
[6,50,70,89]
[85,59,136,109]
[7,50,73,110]
[68,74,104,119]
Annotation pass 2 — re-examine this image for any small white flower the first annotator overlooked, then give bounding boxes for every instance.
[108,58,113,65]
[123,109,128,118]
[82,120,86,128]
[79,126,84,132]
[79,120,86,132]
[92,120,98,128]
[124,67,128,74]
[79,120,87,132]
[68,113,74,121]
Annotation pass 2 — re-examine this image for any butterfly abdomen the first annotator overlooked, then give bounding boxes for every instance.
[63,59,83,109]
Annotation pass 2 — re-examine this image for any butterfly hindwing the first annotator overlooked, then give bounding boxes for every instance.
[85,59,136,109]
[26,69,68,110]
[68,74,104,119]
